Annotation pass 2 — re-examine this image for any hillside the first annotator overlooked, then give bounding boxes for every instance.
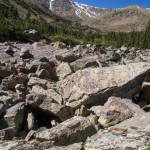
[46,0,150,32]
[0,0,100,43]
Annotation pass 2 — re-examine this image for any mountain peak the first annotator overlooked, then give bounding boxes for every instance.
[41,0,150,32]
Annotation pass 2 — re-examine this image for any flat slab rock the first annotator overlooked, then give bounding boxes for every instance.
[36,116,97,146]
[58,62,150,108]
[85,112,150,150]
[85,129,150,150]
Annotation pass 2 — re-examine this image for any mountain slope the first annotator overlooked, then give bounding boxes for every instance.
[0,0,101,42]
[45,0,150,32]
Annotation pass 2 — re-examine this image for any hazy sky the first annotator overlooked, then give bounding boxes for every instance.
[73,0,150,8]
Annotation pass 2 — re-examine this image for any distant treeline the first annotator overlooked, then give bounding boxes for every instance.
[0,1,150,49]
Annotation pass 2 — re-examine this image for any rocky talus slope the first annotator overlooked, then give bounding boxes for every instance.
[0,37,150,149]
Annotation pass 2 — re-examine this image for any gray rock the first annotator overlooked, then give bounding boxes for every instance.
[53,42,66,49]
[36,62,56,80]
[15,84,26,99]
[8,74,28,90]
[55,53,79,63]
[27,77,47,88]
[26,93,74,122]
[36,116,97,146]
[24,29,41,42]
[25,130,35,141]
[0,91,13,116]
[56,62,72,80]
[0,127,15,140]
[0,102,25,139]
[4,46,15,56]
[0,66,13,78]
[84,129,150,150]
[26,112,34,131]
[31,85,62,105]
[70,55,100,72]
[85,114,150,150]
[36,69,51,80]
[139,82,150,104]
[20,47,33,59]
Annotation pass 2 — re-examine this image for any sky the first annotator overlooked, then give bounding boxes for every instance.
[73,0,150,8]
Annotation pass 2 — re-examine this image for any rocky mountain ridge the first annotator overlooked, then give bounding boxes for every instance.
[43,0,150,32]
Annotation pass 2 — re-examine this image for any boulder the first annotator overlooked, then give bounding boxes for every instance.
[32,42,44,49]
[70,56,100,71]
[31,85,62,105]
[58,63,150,108]
[26,93,74,122]
[55,53,79,63]
[75,105,91,117]
[107,52,121,62]
[53,42,66,49]
[36,69,51,80]
[36,116,97,145]
[36,62,56,80]
[56,62,72,80]
[0,127,15,140]
[4,46,15,56]
[20,47,33,59]
[98,97,144,128]
[27,77,47,88]
[85,128,150,150]
[8,74,28,90]
[0,66,13,78]
[111,112,150,130]
[15,84,26,99]
[85,113,150,150]
[120,46,129,53]
[25,112,34,131]
[25,130,35,141]
[0,102,25,139]
[139,82,150,104]
[24,29,41,42]
[0,90,13,116]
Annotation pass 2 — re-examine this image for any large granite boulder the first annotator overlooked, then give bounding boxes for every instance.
[36,116,97,146]
[58,63,150,108]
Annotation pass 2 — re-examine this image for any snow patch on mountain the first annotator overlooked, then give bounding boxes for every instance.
[71,2,98,19]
